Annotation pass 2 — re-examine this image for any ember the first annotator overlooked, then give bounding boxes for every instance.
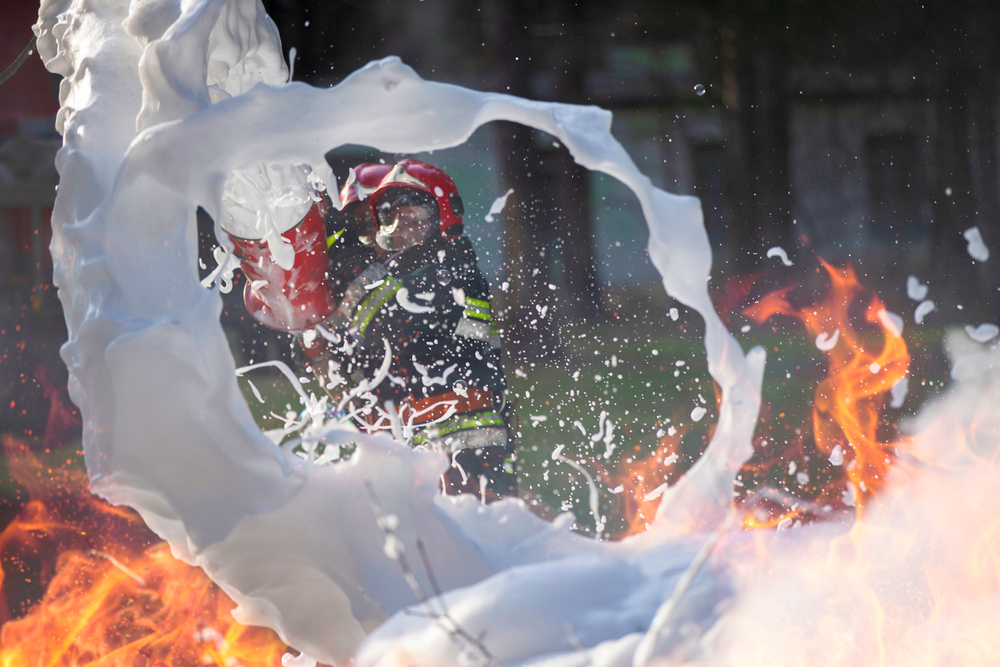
[0,437,288,665]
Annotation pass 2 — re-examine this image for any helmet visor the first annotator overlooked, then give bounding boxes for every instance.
[374,187,439,252]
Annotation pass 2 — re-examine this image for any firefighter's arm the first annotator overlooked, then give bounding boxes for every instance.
[325,208,381,303]
[446,265,501,351]
[346,265,497,348]
[452,291,499,348]
[293,208,385,382]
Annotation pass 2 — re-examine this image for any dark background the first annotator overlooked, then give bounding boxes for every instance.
[2,0,999,492]
[261,0,1000,323]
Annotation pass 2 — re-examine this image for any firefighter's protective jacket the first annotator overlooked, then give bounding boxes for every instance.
[326,233,510,450]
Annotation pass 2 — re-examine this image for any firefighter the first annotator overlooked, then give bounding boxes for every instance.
[335,159,516,500]
[228,160,516,500]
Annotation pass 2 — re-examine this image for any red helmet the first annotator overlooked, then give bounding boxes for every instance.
[370,158,464,241]
[339,163,393,207]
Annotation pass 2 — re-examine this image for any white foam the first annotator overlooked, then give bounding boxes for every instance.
[221,163,317,240]
[964,226,990,262]
[877,309,904,337]
[815,329,840,351]
[39,0,766,663]
[965,323,999,344]
[395,287,435,314]
[484,188,514,223]
[828,445,844,466]
[906,275,928,301]
[890,376,909,408]
[915,299,935,325]
[766,246,793,266]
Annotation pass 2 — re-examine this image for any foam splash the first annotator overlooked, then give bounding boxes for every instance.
[38,0,1000,664]
[966,323,999,344]
[484,187,514,223]
[890,376,909,408]
[766,246,793,266]
[221,162,318,243]
[35,0,764,663]
[815,329,840,351]
[906,274,928,301]
[964,225,990,262]
[915,299,936,325]
[701,349,1000,666]
[876,309,904,338]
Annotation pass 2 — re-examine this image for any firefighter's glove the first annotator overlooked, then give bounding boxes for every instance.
[326,219,379,299]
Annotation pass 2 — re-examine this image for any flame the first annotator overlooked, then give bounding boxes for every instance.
[714,372,1000,666]
[743,259,910,513]
[603,260,1000,664]
[0,437,289,665]
[611,429,685,537]
[611,390,721,537]
[611,259,911,537]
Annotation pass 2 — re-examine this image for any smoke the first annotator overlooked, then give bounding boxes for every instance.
[699,339,1000,667]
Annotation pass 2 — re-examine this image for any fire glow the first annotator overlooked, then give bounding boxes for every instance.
[0,438,287,665]
[611,405,715,538]
[741,260,912,522]
[614,260,910,535]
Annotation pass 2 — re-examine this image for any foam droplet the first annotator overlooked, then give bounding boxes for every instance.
[829,445,844,466]
[890,377,909,408]
[815,329,840,351]
[877,309,904,337]
[906,275,928,301]
[965,323,999,343]
[484,188,514,223]
[914,300,935,325]
[766,246,793,266]
[964,226,990,262]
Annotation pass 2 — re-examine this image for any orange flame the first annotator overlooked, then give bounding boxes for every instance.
[612,430,685,537]
[610,389,721,538]
[743,260,911,514]
[611,259,912,537]
[0,437,289,665]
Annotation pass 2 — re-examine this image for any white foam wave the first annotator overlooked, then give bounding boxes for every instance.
[37,0,765,663]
